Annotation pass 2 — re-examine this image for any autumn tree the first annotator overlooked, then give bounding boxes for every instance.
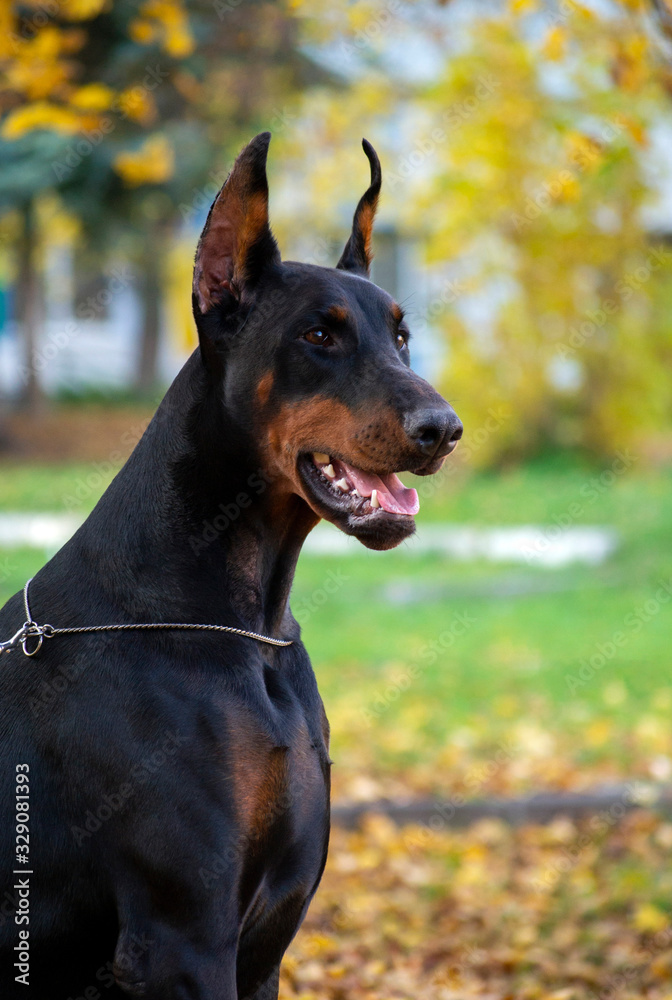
[0,0,198,406]
[0,0,313,406]
[275,0,672,461]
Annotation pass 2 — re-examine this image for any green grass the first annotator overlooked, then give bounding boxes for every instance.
[0,463,118,512]
[1,454,671,794]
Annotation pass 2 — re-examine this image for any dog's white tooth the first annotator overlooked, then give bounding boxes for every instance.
[323,464,335,479]
[353,489,360,497]
[370,489,381,508]
[313,452,330,465]
[335,478,350,492]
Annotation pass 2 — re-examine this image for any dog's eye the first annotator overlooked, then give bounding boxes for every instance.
[303,329,333,347]
[396,331,408,350]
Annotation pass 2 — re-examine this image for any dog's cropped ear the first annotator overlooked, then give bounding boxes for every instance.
[193,132,280,317]
[336,139,381,278]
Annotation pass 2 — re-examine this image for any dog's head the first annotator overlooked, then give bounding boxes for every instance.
[192,132,462,551]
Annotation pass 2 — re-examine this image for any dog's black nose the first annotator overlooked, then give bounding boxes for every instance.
[404,406,463,459]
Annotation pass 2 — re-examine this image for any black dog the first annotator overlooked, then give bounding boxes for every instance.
[0,133,461,1000]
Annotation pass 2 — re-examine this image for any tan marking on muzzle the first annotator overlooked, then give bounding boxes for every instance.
[256,371,274,406]
[257,396,411,494]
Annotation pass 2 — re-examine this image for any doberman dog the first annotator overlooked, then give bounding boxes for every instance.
[0,133,461,1000]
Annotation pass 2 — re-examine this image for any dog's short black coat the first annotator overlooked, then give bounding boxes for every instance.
[0,134,461,999]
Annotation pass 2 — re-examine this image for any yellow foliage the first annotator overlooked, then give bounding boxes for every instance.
[542,27,567,61]
[36,194,81,246]
[59,28,88,55]
[633,903,669,933]
[172,71,202,103]
[3,25,75,100]
[613,112,647,146]
[613,33,650,91]
[274,811,672,998]
[166,238,198,354]
[564,131,603,173]
[0,6,15,59]
[279,1,672,462]
[0,0,194,159]
[134,0,195,57]
[128,18,157,45]
[61,0,110,19]
[113,135,175,187]
[117,87,157,125]
[1,101,82,138]
[69,83,115,110]
[23,25,63,60]
[585,719,612,747]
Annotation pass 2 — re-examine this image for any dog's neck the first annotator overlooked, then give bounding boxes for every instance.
[77,352,318,638]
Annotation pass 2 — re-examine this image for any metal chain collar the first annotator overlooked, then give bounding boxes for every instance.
[0,578,293,658]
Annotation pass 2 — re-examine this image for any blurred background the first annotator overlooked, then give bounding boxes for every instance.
[2,1,672,996]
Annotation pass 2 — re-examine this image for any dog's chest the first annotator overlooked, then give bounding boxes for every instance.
[221,699,329,840]
[187,661,330,851]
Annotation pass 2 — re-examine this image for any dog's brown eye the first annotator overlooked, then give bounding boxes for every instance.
[304,329,332,347]
[396,332,408,350]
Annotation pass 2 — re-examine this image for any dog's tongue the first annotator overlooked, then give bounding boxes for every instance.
[340,462,419,516]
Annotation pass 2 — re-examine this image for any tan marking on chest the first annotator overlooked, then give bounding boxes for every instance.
[227,712,289,840]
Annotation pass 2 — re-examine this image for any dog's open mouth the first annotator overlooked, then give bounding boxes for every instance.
[297,452,419,550]
[308,452,419,515]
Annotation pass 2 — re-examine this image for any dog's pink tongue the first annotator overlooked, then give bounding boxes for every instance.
[340,462,419,516]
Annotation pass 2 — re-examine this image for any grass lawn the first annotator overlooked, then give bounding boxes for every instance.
[4,455,672,1000]
[1,454,671,800]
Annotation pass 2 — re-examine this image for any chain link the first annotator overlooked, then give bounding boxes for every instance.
[0,579,293,657]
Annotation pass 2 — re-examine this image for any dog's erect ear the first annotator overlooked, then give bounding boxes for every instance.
[336,139,381,278]
[193,132,280,316]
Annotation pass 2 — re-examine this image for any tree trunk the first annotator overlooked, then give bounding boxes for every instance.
[0,389,10,452]
[16,199,46,414]
[0,278,12,450]
[135,226,164,395]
